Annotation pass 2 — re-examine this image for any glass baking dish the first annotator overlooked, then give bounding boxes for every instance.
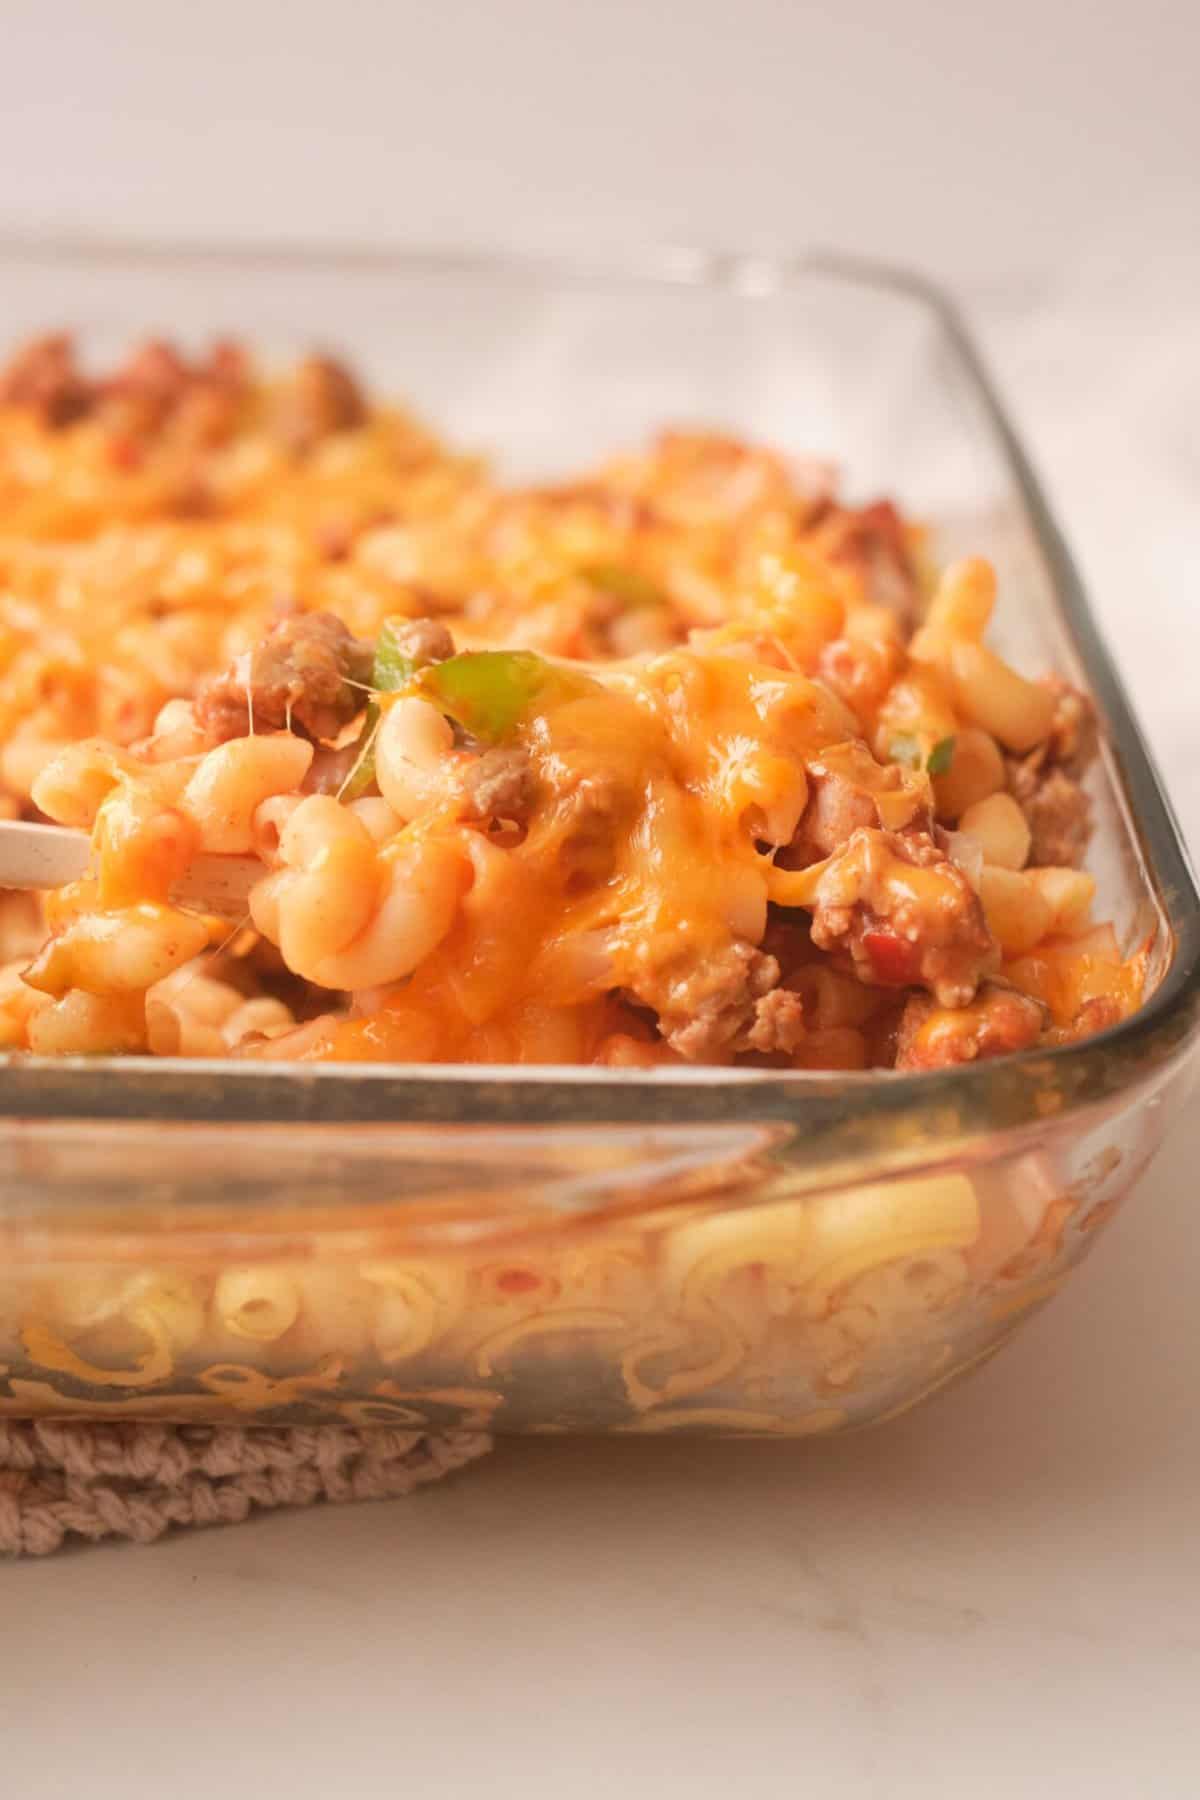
[0,238,1196,1437]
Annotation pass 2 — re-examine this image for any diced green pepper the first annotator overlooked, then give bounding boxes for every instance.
[339,617,420,801]
[926,735,957,777]
[417,650,596,742]
[580,562,664,610]
[370,616,423,694]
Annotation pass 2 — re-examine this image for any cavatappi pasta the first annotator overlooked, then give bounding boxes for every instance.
[0,332,1143,1071]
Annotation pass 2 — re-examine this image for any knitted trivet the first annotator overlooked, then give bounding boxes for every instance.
[0,1418,493,1556]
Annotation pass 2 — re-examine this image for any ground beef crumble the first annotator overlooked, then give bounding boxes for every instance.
[807,826,996,1008]
[742,985,807,1055]
[0,333,249,450]
[895,983,1044,1070]
[811,499,923,629]
[270,355,367,454]
[459,746,536,823]
[1005,680,1098,868]
[0,334,91,426]
[1008,764,1093,867]
[381,617,455,667]
[786,760,880,864]
[651,942,791,1062]
[195,610,374,745]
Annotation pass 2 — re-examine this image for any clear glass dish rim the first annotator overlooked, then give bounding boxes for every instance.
[0,231,1196,1149]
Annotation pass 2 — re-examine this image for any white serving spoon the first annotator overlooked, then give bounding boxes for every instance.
[0,821,261,919]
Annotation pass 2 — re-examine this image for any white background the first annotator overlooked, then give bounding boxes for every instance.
[2,3,1200,1794]
[1,0,1197,294]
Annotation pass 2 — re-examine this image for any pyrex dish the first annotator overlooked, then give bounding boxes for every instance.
[0,239,1196,1436]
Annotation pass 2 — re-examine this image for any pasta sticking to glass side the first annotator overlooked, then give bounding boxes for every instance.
[0,334,1143,1070]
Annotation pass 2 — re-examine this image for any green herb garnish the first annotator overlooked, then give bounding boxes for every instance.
[338,617,420,800]
[926,735,957,777]
[580,563,665,610]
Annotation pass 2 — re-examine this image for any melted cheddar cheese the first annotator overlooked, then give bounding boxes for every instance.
[0,334,1144,1070]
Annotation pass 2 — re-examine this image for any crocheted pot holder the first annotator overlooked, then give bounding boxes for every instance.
[0,1419,493,1555]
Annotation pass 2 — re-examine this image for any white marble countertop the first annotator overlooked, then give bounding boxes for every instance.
[3,270,1199,1798]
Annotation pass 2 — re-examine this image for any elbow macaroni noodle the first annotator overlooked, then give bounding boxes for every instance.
[182,732,314,854]
[2,1140,1127,1433]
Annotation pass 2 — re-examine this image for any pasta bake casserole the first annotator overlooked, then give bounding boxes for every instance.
[0,334,1142,1073]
